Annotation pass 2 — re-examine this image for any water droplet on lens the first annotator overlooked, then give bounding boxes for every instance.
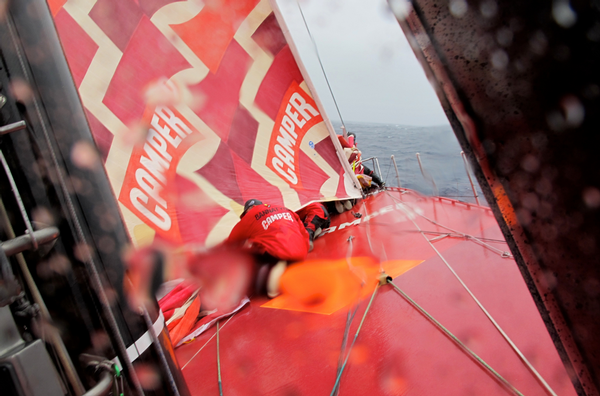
[582,187,600,208]
[449,0,468,18]
[552,0,577,28]
[561,95,584,127]
[480,0,497,18]
[491,49,509,69]
[388,0,412,20]
[496,27,513,47]
[529,31,548,55]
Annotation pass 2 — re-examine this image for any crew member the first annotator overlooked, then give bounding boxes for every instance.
[346,132,385,188]
[296,202,331,251]
[228,199,310,297]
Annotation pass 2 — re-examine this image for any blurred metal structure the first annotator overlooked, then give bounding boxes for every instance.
[461,151,480,205]
[391,154,402,187]
[0,0,189,395]
[416,152,439,195]
[392,0,600,394]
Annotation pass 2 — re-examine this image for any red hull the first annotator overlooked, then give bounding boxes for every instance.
[175,188,575,395]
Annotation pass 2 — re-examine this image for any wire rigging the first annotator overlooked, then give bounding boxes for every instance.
[217,321,223,396]
[181,314,237,370]
[330,284,380,396]
[386,190,558,396]
[295,0,347,132]
[333,304,360,396]
[406,204,513,258]
[385,278,525,396]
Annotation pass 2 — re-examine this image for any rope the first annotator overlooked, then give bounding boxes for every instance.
[333,305,360,396]
[387,190,558,396]
[385,278,525,396]
[405,203,513,258]
[330,284,380,396]
[295,0,346,131]
[141,308,180,396]
[421,230,511,258]
[351,220,509,256]
[417,230,508,244]
[181,313,237,370]
[217,321,223,396]
[333,234,368,396]
[380,189,511,257]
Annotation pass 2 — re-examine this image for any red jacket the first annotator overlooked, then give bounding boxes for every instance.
[228,204,310,261]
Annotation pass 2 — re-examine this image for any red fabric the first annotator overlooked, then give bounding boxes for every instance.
[158,281,197,320]
[339,134,364,174]
[297,203,329,234]
[347,148,364,174]
[228,204,309,261]
[167,294,201,346]
[337,135,352,149]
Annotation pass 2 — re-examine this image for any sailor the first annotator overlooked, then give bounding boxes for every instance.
[347,132,385,188]
[296,202,331,251]
[227,199,310,297]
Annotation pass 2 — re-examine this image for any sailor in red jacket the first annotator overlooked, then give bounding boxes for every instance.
[228,199,310,297]
[296,202,330,251]
[228,199,310,261]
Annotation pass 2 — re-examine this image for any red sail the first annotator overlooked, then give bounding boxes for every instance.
[52,0,361,247]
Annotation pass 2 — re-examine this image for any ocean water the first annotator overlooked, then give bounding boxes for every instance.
[332,121,485,205]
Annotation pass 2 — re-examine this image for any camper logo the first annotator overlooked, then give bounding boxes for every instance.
[266,82,323,188]
[119,106,203,242]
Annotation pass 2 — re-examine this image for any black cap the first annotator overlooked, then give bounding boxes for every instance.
[241,199,262,217]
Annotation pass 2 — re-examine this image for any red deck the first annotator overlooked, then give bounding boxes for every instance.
[175,188,576,395]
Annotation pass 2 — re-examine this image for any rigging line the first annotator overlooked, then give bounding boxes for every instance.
[330,284,380,396]
[465,235,512,258]
[44,320,71,392]
[350,209,507,257]
[418,213,512,258]
[355,220,508,245]
[412,209,512,257]
[333,304,360,396]
[384,192,512,257]
[336,232,371,395]
[417,230,508,243]
[217,321,223,396]
[181,313,237,370]
[385,279,524,396]
[141,307,181,396]
[295,0,346,130]
[387,191,558,396]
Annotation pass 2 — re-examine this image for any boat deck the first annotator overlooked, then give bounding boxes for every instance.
[175,188,576,395]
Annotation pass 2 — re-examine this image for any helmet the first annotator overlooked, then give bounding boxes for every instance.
[241,199,262,218]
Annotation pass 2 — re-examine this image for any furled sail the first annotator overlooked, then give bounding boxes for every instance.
[49,0,361,247]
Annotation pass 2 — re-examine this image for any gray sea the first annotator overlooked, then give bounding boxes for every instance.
[332,120,485,205]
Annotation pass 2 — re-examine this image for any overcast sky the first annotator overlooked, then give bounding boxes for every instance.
[276,0,450,127]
